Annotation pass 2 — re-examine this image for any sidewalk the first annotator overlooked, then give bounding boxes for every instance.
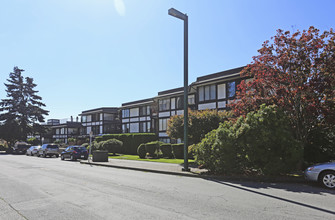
[79,158,306,183]
[80,158,208,178]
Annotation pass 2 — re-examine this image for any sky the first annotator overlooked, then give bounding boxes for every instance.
[0,0,334,120]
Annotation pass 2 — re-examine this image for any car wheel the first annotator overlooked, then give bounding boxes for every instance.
[319,171,335,189]
[31,152,33,156]
[61,155,64,160]
[56,154,59,158]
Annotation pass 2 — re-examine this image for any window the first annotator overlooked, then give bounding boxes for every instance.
[218,83,226,99]
[198,85,216,102]
[139,122,147,133]
[130,108,139,117]
[159,118,168,131]
[103,124,115,134]
[122,124,129,133]
[188,95,195,105]
[176,96,183,109]
[139,106,149,116]
[122,109,130,118]
[81,116,87,123]
[159,99,170,111]
[104,113,114,121]
[227,81,236,98]
[92,113,100,122]
[171,98,176,110]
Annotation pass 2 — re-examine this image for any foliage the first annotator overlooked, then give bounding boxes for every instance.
[0,67,49,143]
[137,144,146,159]
[172,143,184,159]
[160,143,173,158]
[101,139,123,155]
[231,27,335,158]
[167,109,232,145]
[95,133,157,155]
[145,142,159,157]
[67,138,76,144]
[27,137,40,146]
[304,126,335,165]
[109,154,195,164]
[81,143,89,149]
[195,105,301,175]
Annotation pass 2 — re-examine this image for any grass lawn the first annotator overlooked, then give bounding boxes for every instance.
[108,154,195,164]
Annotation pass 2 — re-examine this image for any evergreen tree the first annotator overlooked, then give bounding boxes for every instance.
[0,67,49,143]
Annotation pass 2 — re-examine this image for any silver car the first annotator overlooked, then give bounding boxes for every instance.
[305,162,335,189]
[38,144,59,158]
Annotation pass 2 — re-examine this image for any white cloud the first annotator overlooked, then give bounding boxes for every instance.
[114,0,126,16]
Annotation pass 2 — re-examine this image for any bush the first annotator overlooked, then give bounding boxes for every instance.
[172,143,184,159]
[27,137,40,146]
[0,144,7,151]
[101,139,123,155]
[194,105,302,175]
[160,144,173,158]
[81,143,89,149]
[137,144,146,159]
[145,142,159,157]
[95,133,157,155]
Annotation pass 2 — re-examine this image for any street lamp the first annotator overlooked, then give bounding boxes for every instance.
[168,8,190,172]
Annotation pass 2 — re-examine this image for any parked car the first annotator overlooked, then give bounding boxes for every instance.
[305,162,335,189]
[38,144,59,158]
[61,146,88,161]
[26,146,41,156]
[12,142,31,154]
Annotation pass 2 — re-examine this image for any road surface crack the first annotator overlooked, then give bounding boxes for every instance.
[0,195,29,220]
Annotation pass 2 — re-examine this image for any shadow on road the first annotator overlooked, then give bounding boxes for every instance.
[206,177,335,216]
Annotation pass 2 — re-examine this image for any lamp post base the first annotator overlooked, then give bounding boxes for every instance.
[182,167,190,172]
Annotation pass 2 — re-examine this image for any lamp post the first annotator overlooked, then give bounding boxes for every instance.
[168,8,190,172]
[89,131,93,162]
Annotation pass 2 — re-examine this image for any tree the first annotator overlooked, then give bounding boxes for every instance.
[0,67,49,143]
[231,27,335,156]
[167,109,232,145]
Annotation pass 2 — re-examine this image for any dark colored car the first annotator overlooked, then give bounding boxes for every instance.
[12,142,31,154]
[61,146,88,161]
[38,144,59,158]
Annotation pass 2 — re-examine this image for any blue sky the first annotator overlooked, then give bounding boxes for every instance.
[1,0,334,120]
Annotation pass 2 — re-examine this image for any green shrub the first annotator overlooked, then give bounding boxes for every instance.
[101,139,123,155]
[81,143,89,148]
[0,144,6,151]
[145,142,159,157]
[160,144,173,158]
[194,104,302,175]
[137,144,146,159]
[95,133,157,155]
[27,137,40,146]
[172,143,184,159]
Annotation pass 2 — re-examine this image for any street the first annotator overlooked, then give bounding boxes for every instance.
[0,154,334,220]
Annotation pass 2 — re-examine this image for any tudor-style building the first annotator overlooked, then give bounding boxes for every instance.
[155,87,196,143]
[79,107,121,137]
[192,66,246,111]
[52,121,82,143]
[121,98,155,134]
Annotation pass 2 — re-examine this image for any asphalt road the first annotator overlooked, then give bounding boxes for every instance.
[0,154,334,220]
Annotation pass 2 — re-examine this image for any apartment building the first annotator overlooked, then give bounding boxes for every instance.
[79,107,121,137]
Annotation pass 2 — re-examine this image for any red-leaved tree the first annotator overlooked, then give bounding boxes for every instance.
[231,26,335,151]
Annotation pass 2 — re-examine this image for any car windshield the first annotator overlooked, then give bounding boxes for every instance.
[47,145,58,149]
[73,147,87,152]
[18,145,30,149]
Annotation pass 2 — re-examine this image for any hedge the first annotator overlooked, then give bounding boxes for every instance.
[172,143,184,159]
[95,133,157,155]
[160,144,173,158]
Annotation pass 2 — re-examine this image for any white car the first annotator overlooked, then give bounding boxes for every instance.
[305,162,335,189]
